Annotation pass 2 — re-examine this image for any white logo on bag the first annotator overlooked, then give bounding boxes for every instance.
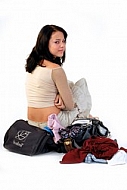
[15,130,31,141]
[13,140,24,147]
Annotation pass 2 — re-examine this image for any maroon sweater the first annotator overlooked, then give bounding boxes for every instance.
[60,136,127,164]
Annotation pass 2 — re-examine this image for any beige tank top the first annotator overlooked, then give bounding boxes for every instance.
[25,66,74,110]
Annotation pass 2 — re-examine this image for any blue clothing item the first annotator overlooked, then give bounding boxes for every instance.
[84,153,107,164]
[44,126,54,136]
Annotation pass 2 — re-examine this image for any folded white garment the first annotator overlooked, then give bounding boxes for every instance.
[108,150,127,166]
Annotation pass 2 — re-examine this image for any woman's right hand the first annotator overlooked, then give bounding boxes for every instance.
[54,94,65,110]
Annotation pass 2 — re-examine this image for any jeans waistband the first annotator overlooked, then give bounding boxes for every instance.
[28,120,47,129]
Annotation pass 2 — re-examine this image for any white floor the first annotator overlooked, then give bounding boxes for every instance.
[1,147,127,190]
[1,0,127,189]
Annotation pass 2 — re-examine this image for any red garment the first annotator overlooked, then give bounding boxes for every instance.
[120,147,127,152]
[60,136,119,164]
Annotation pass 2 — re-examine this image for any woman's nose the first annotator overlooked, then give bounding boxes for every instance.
[60,42,65,47]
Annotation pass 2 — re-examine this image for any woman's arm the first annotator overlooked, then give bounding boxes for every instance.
[52,67,75,110]
[54,94,65,109]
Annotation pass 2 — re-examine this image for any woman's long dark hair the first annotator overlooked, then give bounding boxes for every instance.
[25,25,68,73]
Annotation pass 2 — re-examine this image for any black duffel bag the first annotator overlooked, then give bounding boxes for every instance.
[3,119,65,156]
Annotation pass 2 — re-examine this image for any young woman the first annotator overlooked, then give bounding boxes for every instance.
[25,24,92,129]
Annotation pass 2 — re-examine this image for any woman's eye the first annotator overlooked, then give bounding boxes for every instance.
[62,40,66,43]
[55,41,59,44]
[54,40,66,44]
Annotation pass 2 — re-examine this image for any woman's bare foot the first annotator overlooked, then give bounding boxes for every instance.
[88,114,99,120]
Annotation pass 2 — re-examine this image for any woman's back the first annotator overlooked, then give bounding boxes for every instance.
[26,60,74,122]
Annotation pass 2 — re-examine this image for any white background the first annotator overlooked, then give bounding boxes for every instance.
[1,0,127,190]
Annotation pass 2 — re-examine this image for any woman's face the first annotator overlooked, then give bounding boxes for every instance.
[48,31,66,58]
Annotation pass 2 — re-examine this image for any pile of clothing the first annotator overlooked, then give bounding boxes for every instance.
[60,136,127,165]
[46,114,127,165]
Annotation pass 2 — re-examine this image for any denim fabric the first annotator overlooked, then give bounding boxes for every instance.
[84,153,107,164]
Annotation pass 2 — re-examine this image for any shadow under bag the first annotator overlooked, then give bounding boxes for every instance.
[3,119,64,156]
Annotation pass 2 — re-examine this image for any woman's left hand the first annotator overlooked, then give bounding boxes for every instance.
[54,94,65,109]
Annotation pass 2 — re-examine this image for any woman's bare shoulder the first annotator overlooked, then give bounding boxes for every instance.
[43,60,61,69]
